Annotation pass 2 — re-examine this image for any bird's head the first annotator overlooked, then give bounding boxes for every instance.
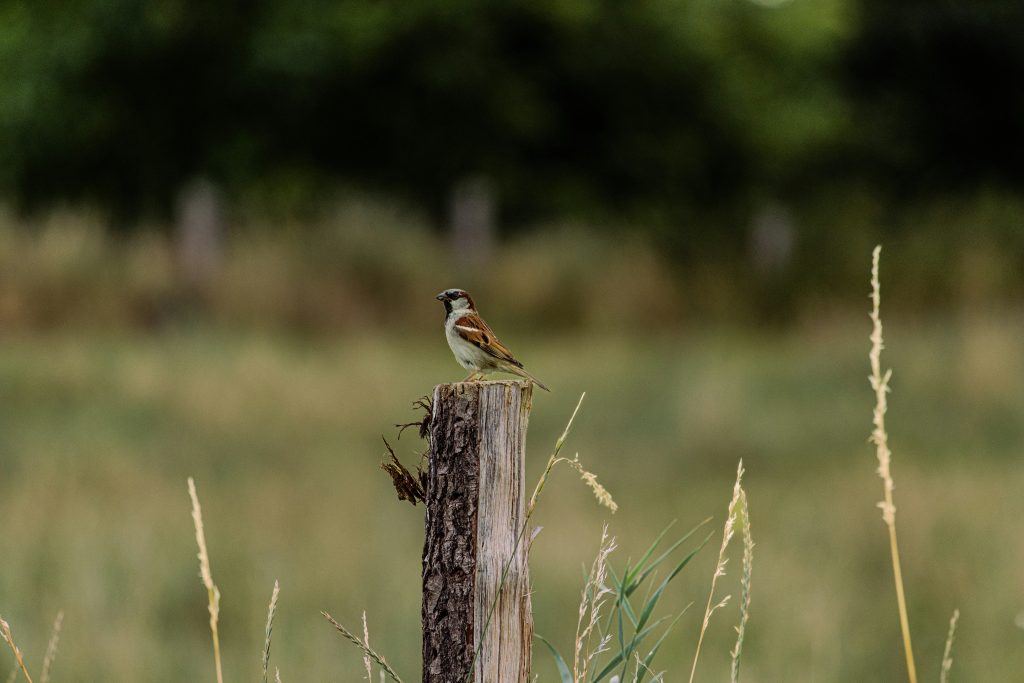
[436,288,475,315]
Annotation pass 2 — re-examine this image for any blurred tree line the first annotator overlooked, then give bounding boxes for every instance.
[1,0,1022,249]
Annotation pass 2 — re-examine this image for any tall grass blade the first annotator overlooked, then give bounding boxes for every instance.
[39,610,63,683]
[636,533,713,634]
[362,611,373,682]
[621,520,677,590]
[187,477,224,683]
[607,568,638,628]
[687,460,745,683]
[635,608,690,683]
[573,526,616,683]
[321,611,403,683]
[730,490,753,683]
[0,617,33,683]
[618,537,710,683]
[615,598,626,670]
[591,615,673,682]
[262,580,280,683]
[940,609,960,683]
[607,517,712,637]
[627,518,712,597]
[592,523,712,683]
[868,245,918,683]
[535,634,573,683]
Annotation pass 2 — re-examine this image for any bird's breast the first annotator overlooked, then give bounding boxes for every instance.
[445,321,490,370]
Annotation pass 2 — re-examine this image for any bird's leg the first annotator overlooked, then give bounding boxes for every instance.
[463,371,481,382]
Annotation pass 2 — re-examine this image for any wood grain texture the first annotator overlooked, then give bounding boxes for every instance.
[422,380,533,683]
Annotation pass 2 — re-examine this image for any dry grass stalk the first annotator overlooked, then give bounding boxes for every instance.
[527,394,616,516]
[361,611,373,682]
[631,651,663,682]
[39,610,63,683]
[528,393,586,515]
[940,609,960,683]
[566,455,618,513]
[868,245,918,683]
[730,489,753,683]
[0,617,33,683]
[187,477,224,683]
[572,525,617,682]
[321,611,403,683]
[687,460,745,683]
[275,667,282,683]
[262,580,280,683]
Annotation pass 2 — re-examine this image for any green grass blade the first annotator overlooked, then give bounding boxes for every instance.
[609,519,708,635]
[617,595,626,662]
[590,615,673,683]
[635,608,689,683]
[635,532,713,633]
[613,534,710,682]
[609,566,639,628]
[592,529,711,683]
[628,518,712,597]
[620,520,677,590]
[535,634,573,683]
[607,566,631,635]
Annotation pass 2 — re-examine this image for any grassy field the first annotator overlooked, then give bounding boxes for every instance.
[2,313,1023,681]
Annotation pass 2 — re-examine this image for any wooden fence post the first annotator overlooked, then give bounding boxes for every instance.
[422,380,534,682]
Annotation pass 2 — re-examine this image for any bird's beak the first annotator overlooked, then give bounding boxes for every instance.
[435,292,447,301]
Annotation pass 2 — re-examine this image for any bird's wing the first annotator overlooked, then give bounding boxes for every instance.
[453,313,523,368]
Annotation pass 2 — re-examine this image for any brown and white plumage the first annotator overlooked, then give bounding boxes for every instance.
[436,288,550,391]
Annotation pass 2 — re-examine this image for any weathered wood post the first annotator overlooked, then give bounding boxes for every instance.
[422,380,534,682]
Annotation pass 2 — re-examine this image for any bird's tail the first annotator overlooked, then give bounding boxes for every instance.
[508,364,550,392]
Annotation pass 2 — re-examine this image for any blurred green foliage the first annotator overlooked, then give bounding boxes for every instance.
[2,0,1022,234]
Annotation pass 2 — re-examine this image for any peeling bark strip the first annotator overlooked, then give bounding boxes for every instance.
[422,381,534,683]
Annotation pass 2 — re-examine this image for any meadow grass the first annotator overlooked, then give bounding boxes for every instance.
[179,389,738,683]
[174,247,970,683]
[1,313,1021,680]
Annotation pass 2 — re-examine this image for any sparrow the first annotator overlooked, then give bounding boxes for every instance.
[436,288,550,392]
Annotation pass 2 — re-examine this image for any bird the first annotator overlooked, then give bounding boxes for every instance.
[435,288,550,392]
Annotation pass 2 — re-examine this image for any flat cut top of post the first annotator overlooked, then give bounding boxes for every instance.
[444,379,535,392]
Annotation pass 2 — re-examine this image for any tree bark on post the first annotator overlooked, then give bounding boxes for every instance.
[422,380,534,682]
